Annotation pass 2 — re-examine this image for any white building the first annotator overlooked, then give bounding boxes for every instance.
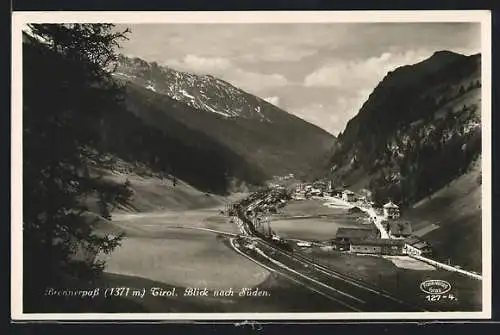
[383,201,400,219]
[342,190,356,202]
[326,181,333,193]
[403,243,422,256]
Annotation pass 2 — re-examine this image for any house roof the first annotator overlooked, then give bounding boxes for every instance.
[335,227,378,240]
[404,235,421,245]
[383,201,399,209]
[412,241,430,249]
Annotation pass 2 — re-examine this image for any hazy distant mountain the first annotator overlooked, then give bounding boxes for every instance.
[328,50,482,270]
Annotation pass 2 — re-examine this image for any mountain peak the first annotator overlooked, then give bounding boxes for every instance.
[114,54,276,120]
[432,50,460,56]
[377,49,469,89]
[429,50,467,61]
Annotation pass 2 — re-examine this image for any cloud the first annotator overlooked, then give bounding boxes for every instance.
[229,71,288,93]
[289,103,340,135]
[264,96,281,106]
[304,49,432,89]
[182,54,232,72]
[164,54,232,74]
[293,50,437,134]
[333,89,372,130]
[239,46,318,63]
[116,23,481,135]
[164,55,288,94]
[288,88,375,136]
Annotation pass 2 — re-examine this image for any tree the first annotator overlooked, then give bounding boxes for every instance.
[23,24,131,310]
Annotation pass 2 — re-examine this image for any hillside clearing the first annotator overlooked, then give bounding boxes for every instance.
[407,156,482,271]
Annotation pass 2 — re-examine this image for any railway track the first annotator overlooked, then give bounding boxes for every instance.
[229,237,362,311]
[230,187,430,312]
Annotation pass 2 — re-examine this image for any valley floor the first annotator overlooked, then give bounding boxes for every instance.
[93,204,349,312]
[99,208,268,291]
[29,173,482,314]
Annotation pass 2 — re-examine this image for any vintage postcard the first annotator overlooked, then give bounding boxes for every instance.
[11,10,492,320]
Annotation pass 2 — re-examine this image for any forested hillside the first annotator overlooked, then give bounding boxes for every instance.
[327,50,483,271]
[330,51,481,208]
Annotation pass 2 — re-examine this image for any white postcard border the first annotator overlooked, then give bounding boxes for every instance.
[11,10,492,321]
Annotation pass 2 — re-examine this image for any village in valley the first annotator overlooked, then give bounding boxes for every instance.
[296,182,433,258]
[263,177,432,258]
[239,175,480,281]
[217,174,482,312]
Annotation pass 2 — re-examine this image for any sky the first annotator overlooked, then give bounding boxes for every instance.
[114,22,481,135]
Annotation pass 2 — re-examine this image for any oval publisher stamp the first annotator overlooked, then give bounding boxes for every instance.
[420,280,452,295]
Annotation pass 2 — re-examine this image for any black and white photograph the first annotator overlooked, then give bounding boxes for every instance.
[11,11,491,320]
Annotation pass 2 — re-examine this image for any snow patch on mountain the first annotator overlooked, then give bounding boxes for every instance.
[114,55,278,122]
[114,72,137,79]
[201,102,232,118]
[145,84,157,92]
[180,89,195,99]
